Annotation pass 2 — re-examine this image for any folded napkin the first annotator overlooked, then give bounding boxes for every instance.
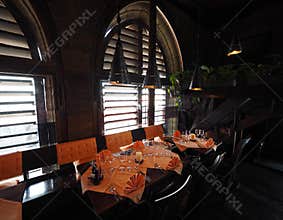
[97,150,113,161]
[133,141,145,151]
[120,144,133,152]
[173,130,181,138]
[124,173,145,194]
[166,156,180,170]
[196,138,215,148]
[205,138,215,147]
[154,136,162,142]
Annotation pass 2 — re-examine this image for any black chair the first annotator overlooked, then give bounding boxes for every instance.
[95,135,107,152]
[22,145,57,172]
[145,161,193,220]
[216,137,252,185]
[0,182,26,202]
[150,174,192,220]
[131,128,146,141]
[22,146,58,182]
[22,145,77,185]
[23,188,102,220]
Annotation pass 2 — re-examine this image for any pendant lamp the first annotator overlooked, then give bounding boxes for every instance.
[189,7,203,91]
[109,5,130,84]
[143,0,161,89]
[189,65,203,91]
[227,35,242,56]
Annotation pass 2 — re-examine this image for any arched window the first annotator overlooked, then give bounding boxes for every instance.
[0,0,32,58]
[101,2,182,135]
[0,0,55,156]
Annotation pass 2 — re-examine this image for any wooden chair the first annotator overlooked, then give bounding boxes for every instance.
[0,198,22,220]
[56,138,97,166]
[144,125,164,140]
[105,131,133,153]
[0,152,22,189]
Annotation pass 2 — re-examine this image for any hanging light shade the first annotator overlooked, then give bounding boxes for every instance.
[189,6,203,92]
[227,35,242,56]
[109,39,130,84]
[189,65,203,91]
[143,0,161,89]
[108,6,130,85]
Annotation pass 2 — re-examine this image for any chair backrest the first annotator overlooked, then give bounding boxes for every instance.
[22,146,57,172]
[131,128,146,142]
[154,174,192,203]
[210,152,226,172]
[234,137,251,165]
[56,138,97,165]
[105,131,133,153]
[0,152,22,181]
[95,135,107,152]
[144,125,164,140]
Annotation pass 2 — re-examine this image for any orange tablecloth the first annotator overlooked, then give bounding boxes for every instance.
[80,144,182,204]
[81,166,147,204]
[0,198,21,220]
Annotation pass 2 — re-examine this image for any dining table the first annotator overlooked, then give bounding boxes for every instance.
[172,136,218,153]
[78,141,185,218]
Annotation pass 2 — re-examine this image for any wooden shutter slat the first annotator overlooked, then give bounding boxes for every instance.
[0,44,31,58]
[0,2,32,59]
[0,8,16,23]
[0,1,5,7]
[0,30,30,48]
[0,19,24,35]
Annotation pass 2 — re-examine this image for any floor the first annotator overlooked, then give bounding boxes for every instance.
[186,162,283,220]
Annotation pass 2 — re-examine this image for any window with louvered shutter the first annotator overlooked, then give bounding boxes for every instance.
[142,28,167,125]
[0,0,32,59]
[0,1,52,157]
[102,23,167,134]
[0,74,39,155]
[102,82,139,135]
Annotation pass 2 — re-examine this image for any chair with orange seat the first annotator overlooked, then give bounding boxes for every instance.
[0,152,22,189]
[105,131,133,153]
[56,137,97,166]
[144,125,164,140]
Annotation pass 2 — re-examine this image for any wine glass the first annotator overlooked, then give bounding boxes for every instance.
[199,130,205,140]
[195,129,199,138]
[204,131,209,140]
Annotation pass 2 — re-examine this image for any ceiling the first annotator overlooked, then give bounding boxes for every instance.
[165,0,281,30]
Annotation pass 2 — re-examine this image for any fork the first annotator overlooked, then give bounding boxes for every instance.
[108,184,122,201]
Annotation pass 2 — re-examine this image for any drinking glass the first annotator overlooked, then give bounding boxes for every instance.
[118,166,126,173]
[204,132,209,140]
[195,129,199,138]
[119,153,126,163]
[199,130,205,140]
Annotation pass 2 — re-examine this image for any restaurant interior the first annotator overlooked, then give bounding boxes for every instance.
[0,0,283,219]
